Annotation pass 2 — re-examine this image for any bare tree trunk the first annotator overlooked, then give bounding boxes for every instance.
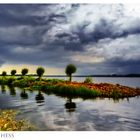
[69,74,72,82]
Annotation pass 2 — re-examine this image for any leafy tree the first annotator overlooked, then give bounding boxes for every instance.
[21,68,28,76]
[2,71,7,77]
[65,64,77,82]
[11,70,17,76]
[36,67,45,79]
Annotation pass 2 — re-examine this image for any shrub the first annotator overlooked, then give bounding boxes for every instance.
[84,77,93,84]
[13,79,29,88]
[12,77,36,88]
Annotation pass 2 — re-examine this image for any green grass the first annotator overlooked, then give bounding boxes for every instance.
[111,89,122,99]
[40,84,100,98]
[44,78,65,83]
[0,76,36,87]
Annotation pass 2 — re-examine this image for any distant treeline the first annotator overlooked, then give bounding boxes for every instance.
[44,74,140,77]
[0,74,140,77]
[45,74,140,77]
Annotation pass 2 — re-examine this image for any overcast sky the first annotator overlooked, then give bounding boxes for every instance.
[0,4,140,75]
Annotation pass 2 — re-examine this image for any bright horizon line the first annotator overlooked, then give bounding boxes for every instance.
[0,64,140,75]
[0,64,65,75]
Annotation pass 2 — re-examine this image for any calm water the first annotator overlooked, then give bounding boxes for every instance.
[0,77,140,131]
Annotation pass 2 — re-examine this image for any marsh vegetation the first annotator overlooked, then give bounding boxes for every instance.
[0,110,34,131]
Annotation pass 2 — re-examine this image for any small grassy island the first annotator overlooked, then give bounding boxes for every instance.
[0,64,140,100]
[0,75,140,99]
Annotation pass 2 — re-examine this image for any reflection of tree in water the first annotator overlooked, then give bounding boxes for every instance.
[20,89,28,99]
[8,86,16,96]
[35,91,45,104]
[65,98,76,113]
[1,85,6,94]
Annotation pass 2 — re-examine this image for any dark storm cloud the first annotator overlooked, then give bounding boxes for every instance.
[75,57,140,75]
[70,22,92,45]
[0,4,48,26]
[0,12,46,27]
[71,18,140,45]
[0,59,4,66]
[50,17,140,52]
[0,27,46,46]
[106,57,140,66]
[93,18,140,40]
[0,4,140,74]
[50,32,82,51]
[102,57,140,74]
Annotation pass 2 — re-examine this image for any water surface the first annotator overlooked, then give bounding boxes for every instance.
[0,84,140,131]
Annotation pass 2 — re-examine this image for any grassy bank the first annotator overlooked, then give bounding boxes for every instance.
[40,84,100,98]
[0,76,140,99]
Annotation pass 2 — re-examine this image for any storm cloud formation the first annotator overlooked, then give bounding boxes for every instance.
[0,4,140,74]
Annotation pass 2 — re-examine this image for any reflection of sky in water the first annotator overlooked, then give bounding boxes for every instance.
[76,98,140,130]
[0,85,140,130]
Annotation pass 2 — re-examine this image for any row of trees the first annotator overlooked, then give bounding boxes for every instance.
[1,64,77,81]
[1,67,45,79]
